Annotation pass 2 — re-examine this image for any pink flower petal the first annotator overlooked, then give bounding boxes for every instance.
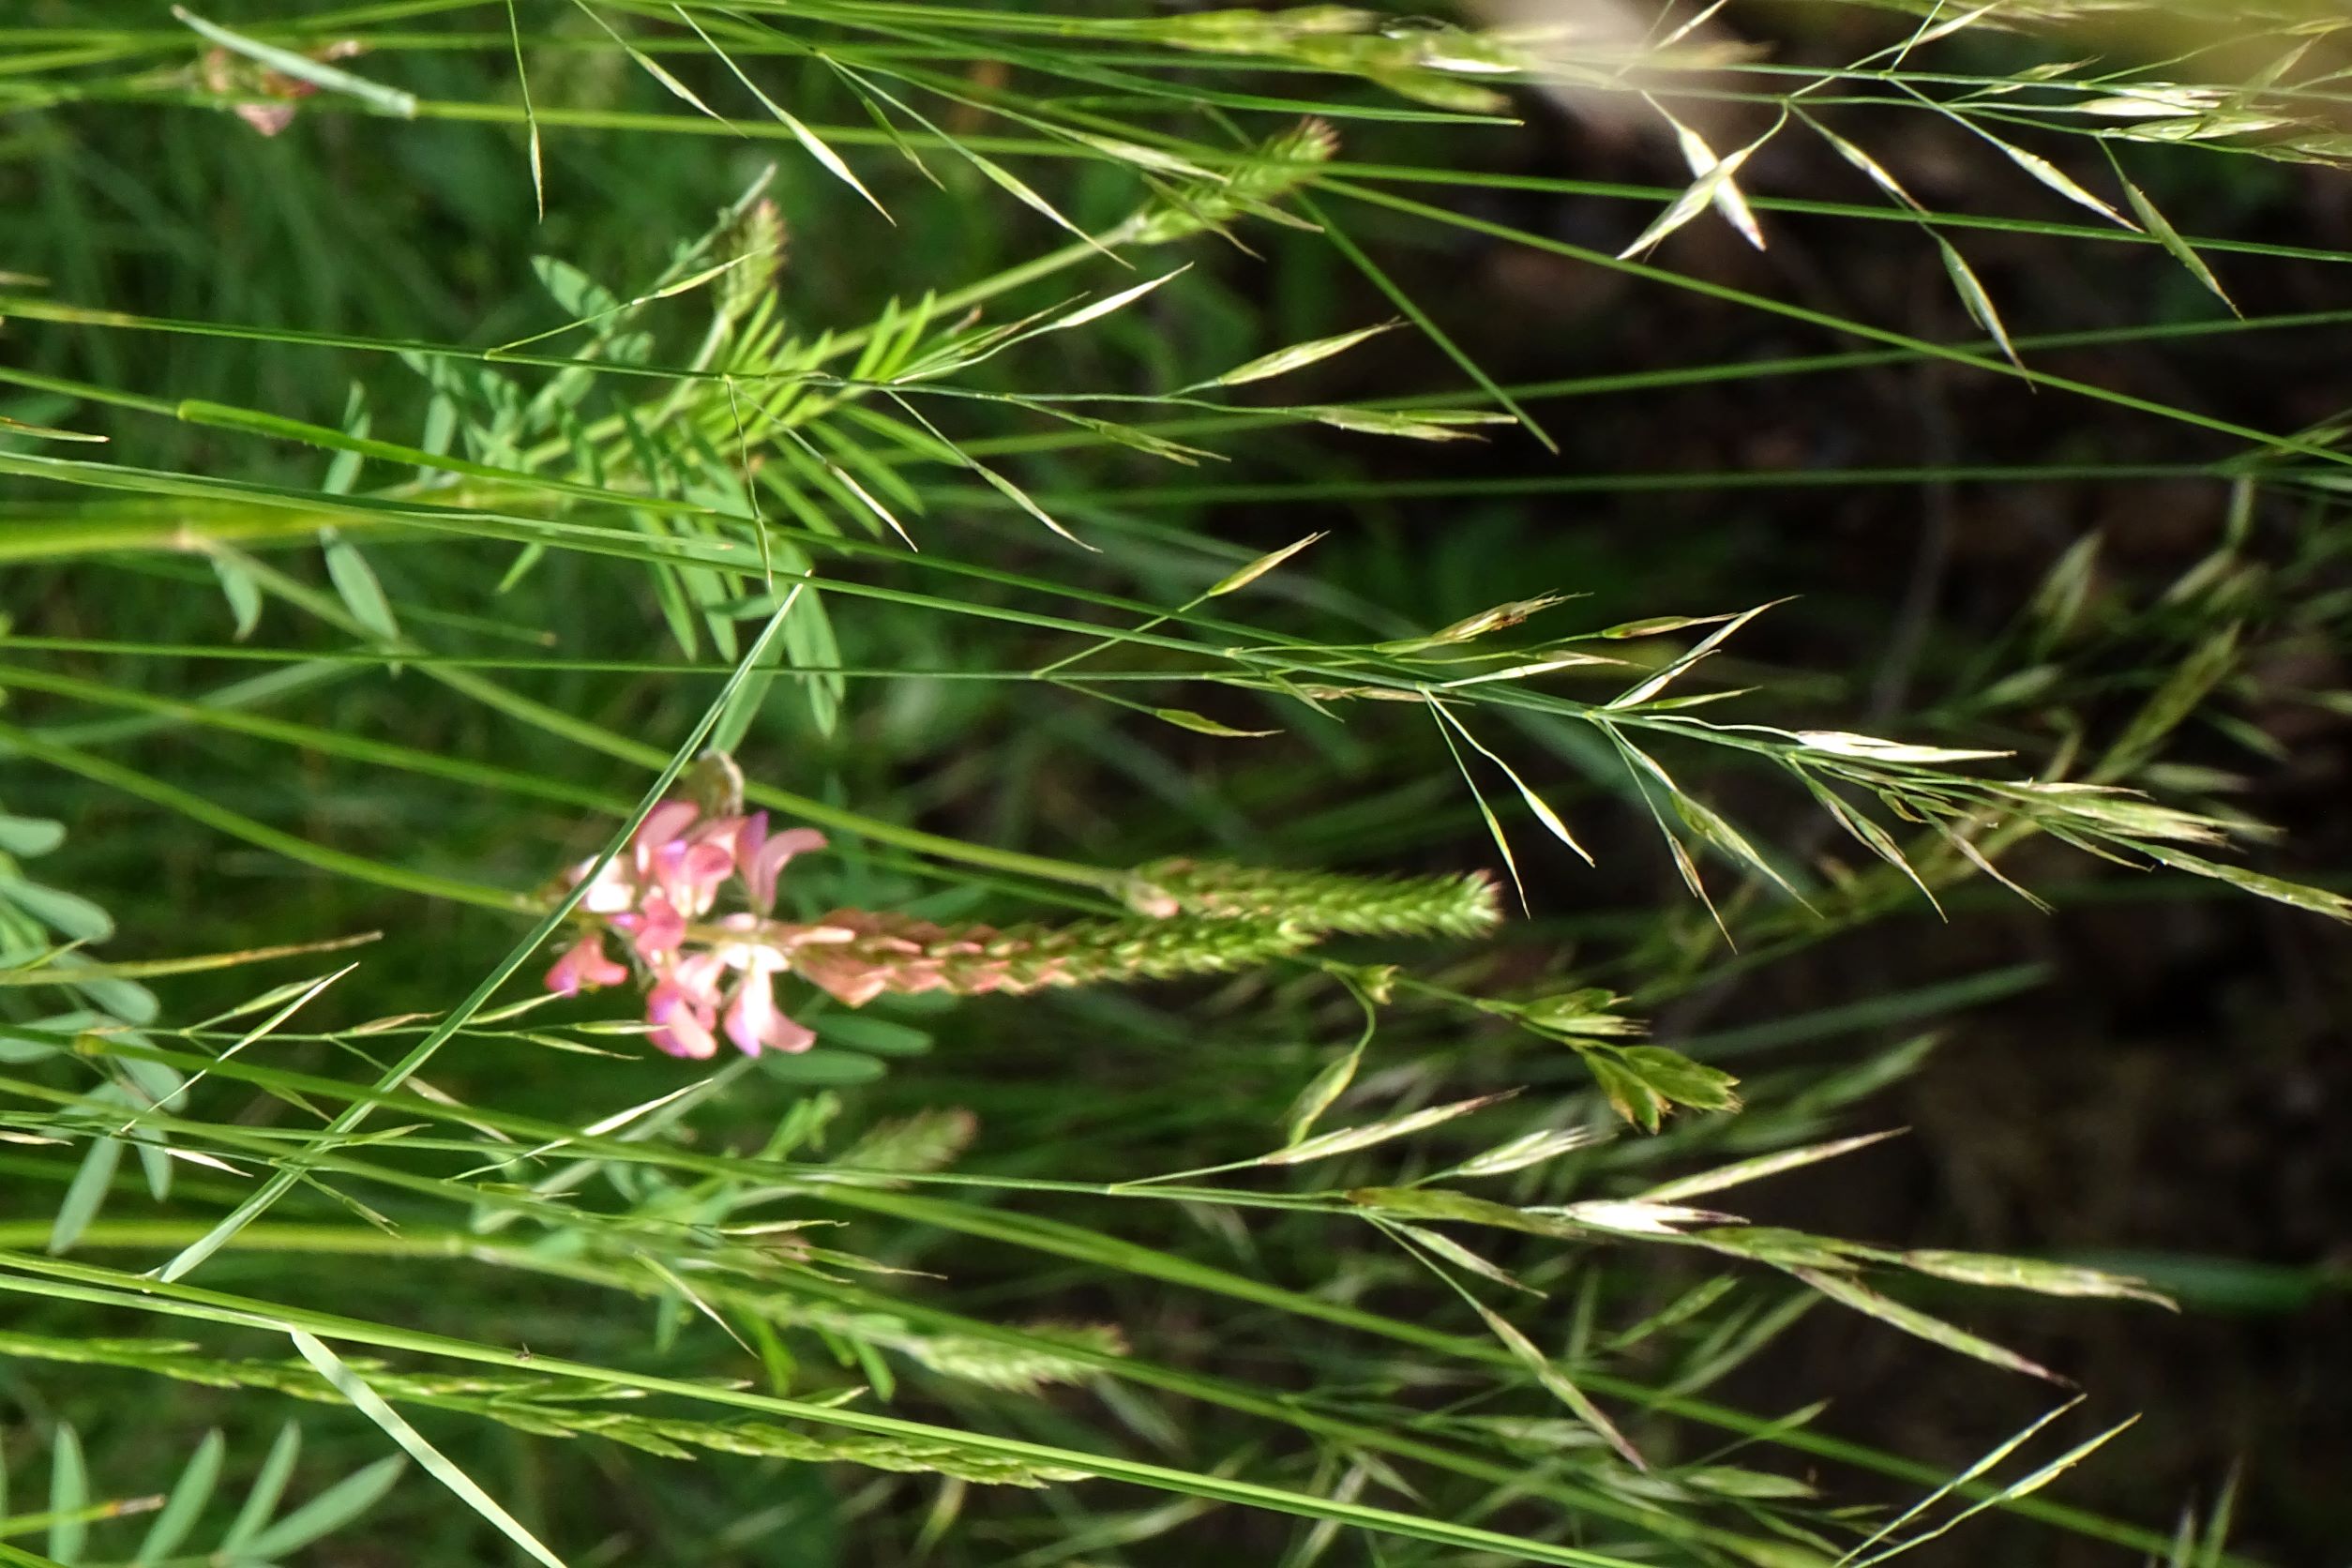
[732,811,770,875]
[631,801,700,872]
[646,979,718,1060]
[575,855,640,914]
[721,964,815,1056]
[235,103,299,137]
[545,934,627,996]
[672,950,730,1004]
[690,812,748,849]
[644,835,734,917]
[745,827,827,912]
[621,895,686,961]
[678,841,735,913]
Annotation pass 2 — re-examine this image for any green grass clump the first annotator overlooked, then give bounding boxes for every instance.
[3,3,2346,1564]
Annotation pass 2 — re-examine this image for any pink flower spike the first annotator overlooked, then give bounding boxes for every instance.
[646,978,719,1060]
[792,951,893,1009]
[745,828,827,912]
[722,960,816,1056]
[545,934,628,997]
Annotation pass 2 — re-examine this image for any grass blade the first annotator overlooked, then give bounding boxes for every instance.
[291,1333,565,1568]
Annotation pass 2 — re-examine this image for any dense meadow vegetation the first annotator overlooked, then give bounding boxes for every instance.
[3,3,2348,1563]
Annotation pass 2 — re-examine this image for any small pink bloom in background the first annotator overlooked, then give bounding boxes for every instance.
[545,934,628,997]
[235,103,300,137]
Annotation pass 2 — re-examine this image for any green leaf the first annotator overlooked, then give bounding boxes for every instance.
[243,1455,406,1560]
[0,878,113,942]
[1618,1046,1740,1110]
[1282,1041,1364,1147]
[710,581,807,753]
[219,1423,300,1558]
[0,815,66,857]
[131,1429,223,1567]
[46,1138,120,1256]
[324,383,370,495]
[204,553,264,640]
[1516,988,1641,1038]
[1582,1044,1739,1130]
[782,584,845,739]
[46,1424,86,1566]
[531,255,624,323]
[320,528,401,644]
[761,1047,889,1086]
[813,1014,933,1057]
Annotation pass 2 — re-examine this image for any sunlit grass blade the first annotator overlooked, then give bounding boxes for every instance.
[172,6,417,118]
[1790,1267,2065,1383]
[291,1332,565,1568]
